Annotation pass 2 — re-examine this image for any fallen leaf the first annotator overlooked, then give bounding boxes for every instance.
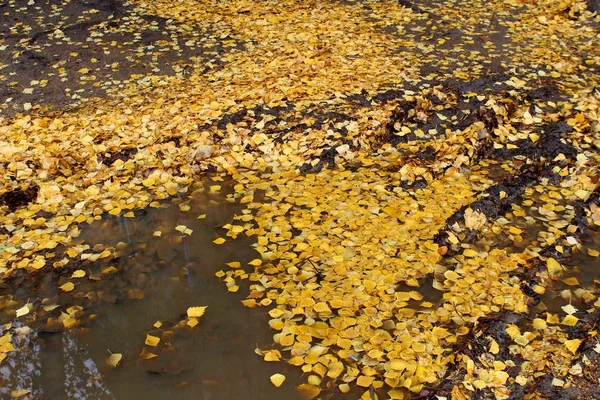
[270,373,286,387]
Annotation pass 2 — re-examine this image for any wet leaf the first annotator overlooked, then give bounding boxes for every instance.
[71,270,86,278]
[270,373,286,387]
[145,334,160,347]
[59,282,75,292]
[296,384,321,399]
[187,306,207,318]
[15,305,30,318]
[107,353,123,368]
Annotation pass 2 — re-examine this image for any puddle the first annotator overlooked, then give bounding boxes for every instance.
[1,181,308,400]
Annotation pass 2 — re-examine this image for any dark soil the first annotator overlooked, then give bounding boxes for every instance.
[0,0,244,116]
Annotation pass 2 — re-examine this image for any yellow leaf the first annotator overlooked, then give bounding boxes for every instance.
[546,257,563,278]
[505,324,520,339]
[248,259,262,266]
[213,237,226,245]
[153,231,162,237]
[71,270,86,279]
[532,318,547,330]
[270,373,286,387]
[197,214,206,219]
[264,350,281,362]
[314,302,331,313]
[296,384,321,399]
[187,306,207,318]
[139,348,157,360]
[280,335,294,346]
[562,315,578,326]
[508,226,523,235]
[241,299,256,308]
[356,375,375,387]
[145,334,160,347]
[15,305,30,318]
[489,339,499,355]
[187,318,199,328]
[562,277,579,286]
[175,225,187,233]
[142,178,156,187]
[44,241,58,249]
[107,353,122,368]
[226,261,241,269]
[0,343,15,353]
[564,339,582,354]
[463,249,478,258]
[60,282,75,292]
[102,266,117,274]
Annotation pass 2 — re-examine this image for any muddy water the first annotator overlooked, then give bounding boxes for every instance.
[1,182,307,400]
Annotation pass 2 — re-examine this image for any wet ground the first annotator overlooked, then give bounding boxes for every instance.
[1,0,600,398]
[1,183,308,399]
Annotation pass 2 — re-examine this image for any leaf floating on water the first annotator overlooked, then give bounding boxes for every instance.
[213,237,226,245]
[226,261,241,269]
[562,277,579,286]
[187,318,199,328]
[10,389,31,398]
[187,306,207,318]
[248,259,262,267]
[59,282,75,292]
[546,257,563,278]
[561,304,578,315]
[139,348,157,360]
[71,270,86,278]
[270,373,286,387]
[145,334,160,347]
[15,305,30,318]
[107,353,123,368]
[296,383,321,399]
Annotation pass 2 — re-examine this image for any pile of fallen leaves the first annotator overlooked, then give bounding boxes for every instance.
[1,0,600,398]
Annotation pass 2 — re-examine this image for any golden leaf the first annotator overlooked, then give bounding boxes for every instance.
[356,375,375,387]
[15,305,30,318]
[145,334,160,347]
[296,384,321,399]
[564,339,582,354]
[107,353,123,368]
[270,373,286,387]
[187,306,207,318]
[59,282,75,292]
[546,258,563,278]
[71,270,86,278]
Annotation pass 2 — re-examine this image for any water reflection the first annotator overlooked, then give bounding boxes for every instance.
[1,182,305,400]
